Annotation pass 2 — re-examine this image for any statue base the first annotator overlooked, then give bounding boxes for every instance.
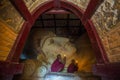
[44,72,80,80]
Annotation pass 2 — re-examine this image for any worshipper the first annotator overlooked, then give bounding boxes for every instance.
[67,59,78,73]
[51,54,65,72]
[75,63,78,72]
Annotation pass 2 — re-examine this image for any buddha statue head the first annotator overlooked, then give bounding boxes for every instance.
[40,35,76,64]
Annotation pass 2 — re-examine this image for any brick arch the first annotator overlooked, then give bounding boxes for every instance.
[8,0,109,63]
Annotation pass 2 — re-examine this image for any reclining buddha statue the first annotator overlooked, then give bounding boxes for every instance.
[20,31,77,80]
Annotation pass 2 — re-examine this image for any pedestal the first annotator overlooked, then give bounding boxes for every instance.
[44,72,80,80]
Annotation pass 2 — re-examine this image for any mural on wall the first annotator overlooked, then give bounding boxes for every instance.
[23,0,90,12]
[23,0,49,13]
[92,0,120,62]
[66,0,90,11]
[0,0,24,33]
[21,29,96,80]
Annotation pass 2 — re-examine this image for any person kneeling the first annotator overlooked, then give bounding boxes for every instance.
[51,54,66,72]
[67,59,78,73]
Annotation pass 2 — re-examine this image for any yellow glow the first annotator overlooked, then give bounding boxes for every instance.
[76,60,78,63]
[64,54,66,57]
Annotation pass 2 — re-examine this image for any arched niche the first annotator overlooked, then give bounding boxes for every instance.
[7,0,109,64]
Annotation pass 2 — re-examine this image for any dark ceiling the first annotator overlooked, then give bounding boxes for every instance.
[32,13,86,40]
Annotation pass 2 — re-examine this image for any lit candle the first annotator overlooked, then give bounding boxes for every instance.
[76,60,78,63]
[64,54,66,57]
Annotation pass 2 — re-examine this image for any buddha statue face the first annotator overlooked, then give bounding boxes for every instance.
[41,36,76,64]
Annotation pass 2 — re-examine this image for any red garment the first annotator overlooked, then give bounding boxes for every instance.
[67,63,78,73]
[51,58,64,72]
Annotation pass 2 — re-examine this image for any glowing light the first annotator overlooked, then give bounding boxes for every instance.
[44,72,80,80]
[64,54,66,57]
[76,60,78,63]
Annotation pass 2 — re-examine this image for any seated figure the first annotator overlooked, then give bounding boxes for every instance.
[67,59,78,73]
[51,54,65,72]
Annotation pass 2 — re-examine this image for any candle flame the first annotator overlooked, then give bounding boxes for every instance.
[76,60,78,63]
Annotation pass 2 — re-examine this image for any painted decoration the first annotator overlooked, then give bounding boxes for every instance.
[92,0,120,62]
[0,0,24,33]
[23,0,49,13]
[23,0,90,12]
[66,0,90,11]
[0,19,17,61]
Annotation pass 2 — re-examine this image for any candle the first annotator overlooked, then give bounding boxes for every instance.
[76,60,78,63]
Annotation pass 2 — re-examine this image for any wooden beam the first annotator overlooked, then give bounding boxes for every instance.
[82,0,104,24]
[10,0,33,23]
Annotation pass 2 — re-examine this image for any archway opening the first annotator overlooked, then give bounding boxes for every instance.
[17,11,101,80]
[11,1,107,80]
[10,0,107,64]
